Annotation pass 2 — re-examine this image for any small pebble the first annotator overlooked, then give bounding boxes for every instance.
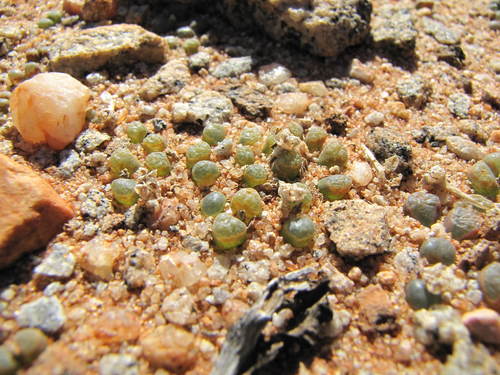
[463,308,500,344]
[364,111,384,126]
[349,61,374,84]
[448,93,470,118]
[350,161,373,187]
[446,136,484,161]
[298,81,328,96]
[258,63,291,86]
[275,92,310,115]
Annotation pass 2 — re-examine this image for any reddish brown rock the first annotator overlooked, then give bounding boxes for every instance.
[91,308,141,343]
[463,308,500,345]
[141,325,198,372]
[356,284,398,333]
[63,0,118,21]
[0,155,73,268]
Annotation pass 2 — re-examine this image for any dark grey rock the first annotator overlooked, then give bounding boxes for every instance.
[211,56,252,78]
[16,297,65,334]
[226,85,272,120]
[437,45,466,68]
[366,127,412,177]
[139,59,190,101]
[372,5,417,55]
[34,244,75,280]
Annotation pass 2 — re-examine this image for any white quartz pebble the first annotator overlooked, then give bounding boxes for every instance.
[11,72,90,150]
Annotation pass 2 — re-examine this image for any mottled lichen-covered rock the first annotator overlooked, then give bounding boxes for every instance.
[221,0,372,58]
[49,24,167,76]
[324,199,392,259]
[372,5,417,55]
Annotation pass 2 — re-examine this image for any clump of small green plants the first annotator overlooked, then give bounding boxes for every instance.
[38,10,62,29]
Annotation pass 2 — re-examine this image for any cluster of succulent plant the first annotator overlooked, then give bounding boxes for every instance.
[184,121,351,250]
[109,122,171,207]
[38,10,62,29]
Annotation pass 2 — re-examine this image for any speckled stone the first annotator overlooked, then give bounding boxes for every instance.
[172,90,233,127]
[422,17,461,45]
[372,5,417,54]
[140,59,190,101]
[34,244,75,280]
[210,56,252,78]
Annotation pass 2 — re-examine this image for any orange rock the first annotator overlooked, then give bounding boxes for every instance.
[10,72,90,150]
[356,284,397,333]
[92,308,141,343]
[0,155,73,268]
[82,0,118,21]
[63,0,118,21]
[63,0,84,15]
[141,325,198,372]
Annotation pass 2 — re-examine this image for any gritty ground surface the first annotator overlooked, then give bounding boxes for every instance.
[0,0,499,374]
